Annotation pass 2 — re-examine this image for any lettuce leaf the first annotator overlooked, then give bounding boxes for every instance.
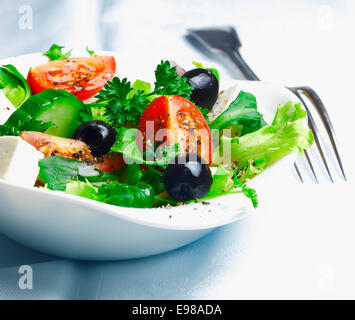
[0,64,31,107]
[210,91,267,136]
[65,180,99,200]
[202,166,258,208]
[112,127,179,168]
[216,101,314,171]
[98,182,155,208]
[65,180,155,208]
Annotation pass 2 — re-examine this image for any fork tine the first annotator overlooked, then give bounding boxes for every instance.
[307,107,334,183]
[295,86,347,181]
[304,149,319,183]
[293,162,304,183]
[288,87,334,183]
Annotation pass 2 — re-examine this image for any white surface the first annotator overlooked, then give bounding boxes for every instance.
[0,0,354,299]
[0,136,43,187]
[0,91,16,125]
[0,53,301,260]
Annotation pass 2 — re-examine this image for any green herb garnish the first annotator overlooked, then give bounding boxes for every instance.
[43,44,72,61]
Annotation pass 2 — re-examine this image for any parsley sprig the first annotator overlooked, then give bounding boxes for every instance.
[153,60,193,98]
[95,60,195,127]
[96,78,151,126]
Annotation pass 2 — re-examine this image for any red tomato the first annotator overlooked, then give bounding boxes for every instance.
[20,131,124,173]
[94,152,125,173]
[137,96,212,164]
[27,56,116,101]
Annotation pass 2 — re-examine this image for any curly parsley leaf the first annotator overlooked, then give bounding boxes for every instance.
[154,60,193,98]
[43,44,72,61]
[96,78,151,126]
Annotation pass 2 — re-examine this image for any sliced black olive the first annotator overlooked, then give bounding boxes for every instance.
[182,68,219,110]
[163,153,213,202]
[73,120,116,157]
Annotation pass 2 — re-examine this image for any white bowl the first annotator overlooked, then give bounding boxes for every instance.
[0,53,300,260]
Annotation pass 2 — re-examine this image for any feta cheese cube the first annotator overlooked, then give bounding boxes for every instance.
[0,91,16,125]
[208,83,239,122]
[0,136,44,187]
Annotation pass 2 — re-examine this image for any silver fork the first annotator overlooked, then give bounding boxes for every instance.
[187,26,346,183]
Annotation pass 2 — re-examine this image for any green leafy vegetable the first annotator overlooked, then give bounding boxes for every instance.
[96,78,151,126]
[86,171,120,186]
[78,103,108,123]
[39,156,99,191]
[208,166,235,195]
[130,80,154,100]
[210,91,267,136]
[124,163,144,185]
[233,175,258,208]
[197,105,210,123]
[0,64,31,107]
[154,60,193,98]
[216,101,314,171]
[112,127,179,168]
[236,160,264,184]
[197,166,258,208]
[65,180,155,208]
[65,180,99,200]
[0,119,55,137]
[43,44,72,61]
[140,166,165,194]
[86,46,95,57]
[98,182,155,208]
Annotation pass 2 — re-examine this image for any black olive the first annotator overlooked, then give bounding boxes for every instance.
[182,68,219,110]
[73,120,116,157]
[163,153,213,202]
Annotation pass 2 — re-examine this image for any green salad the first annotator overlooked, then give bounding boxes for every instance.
[0,44,314,210]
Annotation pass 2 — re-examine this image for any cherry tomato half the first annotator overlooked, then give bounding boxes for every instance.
[27,56,116,101]
[137,95,212,164]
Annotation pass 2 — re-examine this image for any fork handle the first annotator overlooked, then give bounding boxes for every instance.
[227,50,260,81]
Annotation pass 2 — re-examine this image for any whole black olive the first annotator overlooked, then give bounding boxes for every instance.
[163,153,213,202]
[73,120,116,157]
[182,68,219,110]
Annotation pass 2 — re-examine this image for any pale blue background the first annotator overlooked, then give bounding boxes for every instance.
[0,0,354,299]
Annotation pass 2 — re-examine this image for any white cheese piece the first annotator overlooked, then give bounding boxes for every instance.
[210,166,218,176]
[0,91,16,125]
[0,136,44,187]
[208,83,240,123]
